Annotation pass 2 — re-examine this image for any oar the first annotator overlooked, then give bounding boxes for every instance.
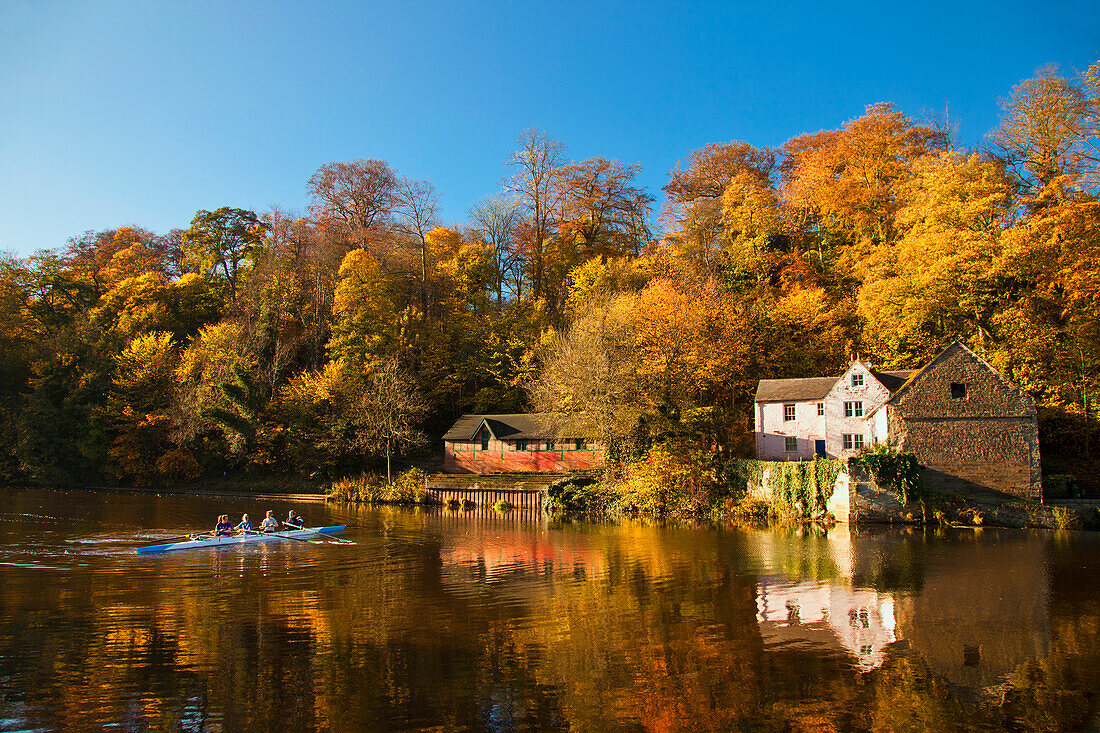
[281,522,355,545]
[240,528,323,545]
[151,531,211,543]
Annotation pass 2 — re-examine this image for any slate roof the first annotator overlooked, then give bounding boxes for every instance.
[754,377,839,402]
[872,370,917,392]
[443,413,564,441]
[754,369,917,403]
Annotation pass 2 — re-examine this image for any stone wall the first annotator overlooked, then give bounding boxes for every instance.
[826,464,910,524]
[887,343,1041,501]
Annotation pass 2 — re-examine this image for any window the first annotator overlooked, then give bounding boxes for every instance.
[574,439,586,451]
[951,382,967,400]
[844,401,864,418]
[784,404,796,421]
[843,434,865,451]
[480,430,489,451]
[515,440,528,451]
[852,373,864,387]
[784,436,798,453]
[544,441,554,451]
[817,403,825,416]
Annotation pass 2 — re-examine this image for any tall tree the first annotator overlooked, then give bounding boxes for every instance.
[506,129,566,303]
[469,194,521,306]
[991,63,1100,201]
[394,176,441,305]
[181,207,267,302]
[307,159,400,249]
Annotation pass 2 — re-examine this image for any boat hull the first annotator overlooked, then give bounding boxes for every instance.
[136,525,346,554]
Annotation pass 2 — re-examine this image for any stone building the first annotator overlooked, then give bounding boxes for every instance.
[869,342,1041,501]
[755,342,1041,500]
[443,413,604,473]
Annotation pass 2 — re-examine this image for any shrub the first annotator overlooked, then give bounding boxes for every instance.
[493,499,513,512]
[851,447,924,505]
[1050,506,1078,530]
[546,478,615,513]
[460,499,475,510]
[327,467,430,505]
[614,445,719,516]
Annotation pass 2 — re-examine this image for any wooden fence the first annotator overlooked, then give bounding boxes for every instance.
[427,486,544,512]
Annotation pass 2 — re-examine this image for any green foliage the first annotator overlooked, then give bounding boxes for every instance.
[492,499,513,512]
[765,459,842,516]
[202,363,263,452]
[851,447,924,504]
[545,477,614,513]
[724,457,840,517]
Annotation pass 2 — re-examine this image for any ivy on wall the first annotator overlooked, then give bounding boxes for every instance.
[726,457,842,516]
[851,448,924,504]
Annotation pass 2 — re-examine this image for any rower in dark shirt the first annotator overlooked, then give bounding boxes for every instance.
[285,510,304,528]
[213,515,233,536]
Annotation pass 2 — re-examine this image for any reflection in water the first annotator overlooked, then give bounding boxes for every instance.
[756,577,897,671]
[0,488,1097,731]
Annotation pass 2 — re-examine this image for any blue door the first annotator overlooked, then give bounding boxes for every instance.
[815,440,826,458]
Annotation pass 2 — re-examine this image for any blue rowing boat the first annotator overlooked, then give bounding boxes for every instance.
[136,525,346,554]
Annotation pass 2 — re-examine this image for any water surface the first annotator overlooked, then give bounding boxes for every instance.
[0,487,1098,731]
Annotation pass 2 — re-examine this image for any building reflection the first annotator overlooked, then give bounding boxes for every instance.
[747,524,1051,688]
[755,576,897,670]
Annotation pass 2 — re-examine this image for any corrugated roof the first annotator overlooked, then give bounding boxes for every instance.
[754,377,839,402]
[443,413,565,441]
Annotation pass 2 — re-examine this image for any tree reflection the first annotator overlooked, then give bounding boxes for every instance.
[0,491,1098,730]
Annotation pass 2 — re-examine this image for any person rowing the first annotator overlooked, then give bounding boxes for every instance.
[237,514,253,532]
[213,515,233,537]
[285,510,304,528]
[259,510,279,533]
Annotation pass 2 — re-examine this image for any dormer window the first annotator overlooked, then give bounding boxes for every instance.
[951,382,967,400]
[852,373,864,387]
[480,429,489,451]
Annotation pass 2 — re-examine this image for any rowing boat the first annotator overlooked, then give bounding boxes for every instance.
[136,525,346,554]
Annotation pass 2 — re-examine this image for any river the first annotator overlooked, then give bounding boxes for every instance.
[0,487,1098,731]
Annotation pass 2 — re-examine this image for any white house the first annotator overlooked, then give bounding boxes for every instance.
[754,359,913,460]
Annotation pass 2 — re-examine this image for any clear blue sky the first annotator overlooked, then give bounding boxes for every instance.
[2,0,1098,254]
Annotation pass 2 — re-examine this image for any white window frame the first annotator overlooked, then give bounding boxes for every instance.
[817,402,824,416]
[783,404,796,421]
[852,373,864,387]
[784,436,798,453]
[844,401,864,418]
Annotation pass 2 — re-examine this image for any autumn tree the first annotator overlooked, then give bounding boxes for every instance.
[859,152,1017,364]
[359,356,428,483]
[991,63,1100,201]
[307,159,399,250]
[780,103,947,257]
[104,332,179,484]
[662,142,779,268]
[395,176,440,302]
[181,207,268,302]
